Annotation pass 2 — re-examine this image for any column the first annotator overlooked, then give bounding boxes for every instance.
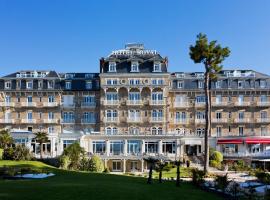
[88,139,93,155]
[51,137,56,157]
[141,140,145,154]
[176,139,181,157]
[141,159,144,173]
[106,140,110,156]
[124,140,128,156]
[158,140,163,155]
[123,159,126,173]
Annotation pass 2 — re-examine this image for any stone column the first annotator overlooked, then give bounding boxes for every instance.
[176,139,181,157]
[88,139,93,155]
[158,140,163,155]
[51,137,56,157]
[106,140,110,156]
[124,139,128,156]
[123,159,126,173]
[141,159,144,173]
[141,140,145,154]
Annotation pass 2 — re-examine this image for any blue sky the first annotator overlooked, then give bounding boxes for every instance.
[0,0,270,76]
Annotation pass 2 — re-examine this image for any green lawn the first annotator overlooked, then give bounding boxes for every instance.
[151,167,193,178]
[0,161,221,200]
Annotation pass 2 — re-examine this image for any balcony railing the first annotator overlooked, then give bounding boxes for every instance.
[150,100,165,105]
[150,117,164,122]
[195,119,206,124]
[212,102,228,106]
[61,119,75,124]
[61,103,75,108]
[81,102,96,108]
[223,151,270,158]
[195,102,205,107]
[81,119,96,124]
[42,119,59,124]
[127,118,142,123]
[104,117,119,123]
[21,102,37,107]
[256,102,270,107]
[21,119,36,123]
[174,102,190,108]
[212,118,228,123]
[0,119,15,124]
[256,118,270,123]
[234,102,250,106]
[234,118,250,123]
[103,100,119,105]
[126,100,142,105]
[43,102,59,107]
[0,102,15,107]
[174,119,189,124]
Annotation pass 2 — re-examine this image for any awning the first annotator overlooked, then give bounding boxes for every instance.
[217,139,243,144]
[184,140,202,145]
[246,138,270,144]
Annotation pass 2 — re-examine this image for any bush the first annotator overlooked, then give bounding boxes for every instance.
[210,151,223,163]
[62,142,85,170]
[256,171,270,184]
[59,155,71,170]
[88,155,104,172]
[12,145,32,161]
[103,168,110,173]
[210,160,221,169]
[0,148,3,160]
[192,169,205,186]
[215,174,230,192]
[80,157,91,171]
[3,147,14,160]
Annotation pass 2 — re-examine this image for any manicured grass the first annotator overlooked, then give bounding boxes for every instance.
[0,161,221,200]
[151,167,193,178]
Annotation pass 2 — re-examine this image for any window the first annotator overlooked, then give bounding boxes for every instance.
[177,81,184,88]
[216,95,222,104]
[196,111,205,119]
[196,96,205,103]
[153,62,161,72]
[129,92,140,101]
[152,79,163,85]
[48,81,54,89]
[63,112,74,123]
[106,110,118,119]
[48,112,54,119]
[106,79,118,85]
[26,81,33,89]
[112,161,122,171]
[196,128,205,136]
[151,127,163,135]
[5,96,11,103]
[93,141,106,154]
[83,112,95,123]
[85,81,92,89]
[48,126,54,133]
[5,81,11,89]
[261,111,267,119]
[48,95,55,103]
[65,74,74,79]
[106,93,118,101]
[85,74,93,79]
[109,62,116,72]
[131,62,139,72]
[238,81,244,88]
[129,79,140,85]
[261,127,267,136]
[145,142,158,153]
[239,111,244,119]
[152,92,163,101]
[27,96,33,103]
[239,127,244,136]
[260,95,267,102]
[216,81,222,88]
[127,140,141,154]
[176,112,186,121]
[198,81,204,88]
[128,110,140,120]
[152,110,163,119]
[260,80,266,88]
[163,142,176,154]
[110,141,123,155]
[129,127,140,135]
[65,81,71,89]
[216,112,222,119]
[228,80,232,88]
[63,140,76,149]
[216,127,222,137]
[228,112,232,119]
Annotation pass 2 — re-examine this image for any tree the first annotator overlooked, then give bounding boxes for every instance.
[155,161,172,183]
[63,142,85,170]
[0,130,14,149]
[144,156,159,184]
[33,132,49,159]
[88,155,104,172]
[175,160,181,187]
[189,33,230,173]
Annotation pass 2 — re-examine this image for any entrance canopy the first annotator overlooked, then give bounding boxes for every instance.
[246,138,270,144]
[217,139,243,144]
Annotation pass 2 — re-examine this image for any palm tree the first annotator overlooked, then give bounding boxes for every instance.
[0,130,14,149]
[155,161,172,183]
[34,132,49,159]
[189,33,230,173]
[175,160,181,187]
[143,156,159,184]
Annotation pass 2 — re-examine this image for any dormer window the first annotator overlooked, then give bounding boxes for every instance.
[131,62,139,72]
[198,81,204,89]
[109,62,116,72]
[153,62,161,72]
[4,81,11,89]
[38,81,43,89]
[65,74,74,79]
[215,81,221,89]
[48,80,54,89]
[85,74,93,79]
[65,81,72,90]
[238,81,244,88]
[86,81,92,89]
[177,81,184,88]
[26,81,33,89]
[260,80,266,88]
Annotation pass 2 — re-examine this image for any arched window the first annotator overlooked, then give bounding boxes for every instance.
[157,127,163,135]
[151,127,157,135]
[105,127,112,135]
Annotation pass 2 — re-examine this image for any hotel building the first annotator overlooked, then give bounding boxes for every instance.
[1,43,270,172]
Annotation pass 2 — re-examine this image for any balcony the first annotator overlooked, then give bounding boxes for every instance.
[126,100,142,106]
[81,102,96,108]
[42,119,59,124]
[174,119,189,124]
[43,102,59,107]
[81,119,96,124]
[150,117,164,123]
[103,100,119,106]
[104,117,119,123]
[212,118,228,123]
[0,119,15,124]
[256,102,270,107]
[195,102,205,107]
[174,102,190,108]
[21,102,37,107]
[150,100,165,105]
[127,118,142,123]
[0,102,15,107]
[234,102,250,106]
[212,102,228,107]
[256,118,270,123]
[21,119,37,124]
[61,103,75,108]
[195,119,206,124]
[61,119,75,124]
[234,118,250,123]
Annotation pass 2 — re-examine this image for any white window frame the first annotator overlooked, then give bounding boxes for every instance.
[5,81,11,89]
[153,62,161,72]
[131,62,139,72]
[108,62,116,72]
[65,81,71,90]
[26,81,33,89]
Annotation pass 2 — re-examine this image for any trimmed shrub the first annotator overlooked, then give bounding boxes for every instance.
[59,155,71,170]
[210,151,223,163]
[210,160,221,169]
[12,145,32,161]
[88,155,104,172]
